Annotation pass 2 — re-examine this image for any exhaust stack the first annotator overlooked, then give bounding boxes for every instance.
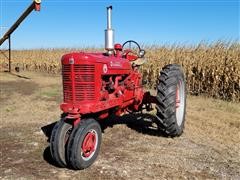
[105,6,114,53]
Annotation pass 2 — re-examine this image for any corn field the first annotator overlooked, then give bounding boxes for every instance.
[0,42,239,102]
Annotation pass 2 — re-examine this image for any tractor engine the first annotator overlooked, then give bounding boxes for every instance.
[60,51,144,118]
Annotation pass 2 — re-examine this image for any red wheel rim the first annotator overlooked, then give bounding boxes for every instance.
[175,80,185,126]
[81,130,97,159]
[176,84,180,108]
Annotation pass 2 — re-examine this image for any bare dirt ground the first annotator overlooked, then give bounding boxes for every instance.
[0,72,240,180]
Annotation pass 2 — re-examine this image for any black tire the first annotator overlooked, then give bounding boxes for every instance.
[50,119,72,167]
[155,64,186,137]
[67,118,102,170]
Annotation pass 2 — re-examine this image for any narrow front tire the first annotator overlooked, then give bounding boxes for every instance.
[67,118,102,170]
[50,119,72,167]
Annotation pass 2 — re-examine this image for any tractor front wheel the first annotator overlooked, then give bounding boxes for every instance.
[67,118,102,170]
[156,64,186,137]
[50,119,72,167]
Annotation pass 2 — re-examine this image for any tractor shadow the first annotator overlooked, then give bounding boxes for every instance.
[41,121,61,168]
[41,113,166,143]
[100,113,166,137]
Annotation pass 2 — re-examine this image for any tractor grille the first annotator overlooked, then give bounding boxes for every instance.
[62,64,95,103]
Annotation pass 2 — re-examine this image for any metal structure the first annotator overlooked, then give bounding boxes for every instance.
[0,0,41,72]
[50,6,187,170]
[105,6,114,53]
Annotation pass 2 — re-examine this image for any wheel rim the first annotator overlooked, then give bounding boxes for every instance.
[176,80,185,126]
[81,129,98,161]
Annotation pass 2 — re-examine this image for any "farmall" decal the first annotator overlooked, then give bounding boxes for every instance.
[110,61,122,67]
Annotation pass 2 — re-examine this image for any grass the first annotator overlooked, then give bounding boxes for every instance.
[40,87,60,98]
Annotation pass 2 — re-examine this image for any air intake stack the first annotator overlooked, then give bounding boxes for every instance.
[105,6,114,54]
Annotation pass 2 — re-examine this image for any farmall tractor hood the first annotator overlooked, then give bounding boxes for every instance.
[61,52,131,70]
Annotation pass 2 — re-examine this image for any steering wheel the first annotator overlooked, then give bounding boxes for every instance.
[122,40,145,60]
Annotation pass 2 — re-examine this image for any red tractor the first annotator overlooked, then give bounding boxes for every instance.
[50,6,186,170]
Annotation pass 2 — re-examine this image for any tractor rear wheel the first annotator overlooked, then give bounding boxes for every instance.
[67,118,102,170]
[155,64,186,137]
[50,119,72,167]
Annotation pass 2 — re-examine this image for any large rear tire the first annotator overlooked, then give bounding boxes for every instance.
[67,118,102,170]
[155,64,186,137]
[50,119,72,167]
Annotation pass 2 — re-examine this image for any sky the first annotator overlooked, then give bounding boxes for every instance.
[0,0,239,49]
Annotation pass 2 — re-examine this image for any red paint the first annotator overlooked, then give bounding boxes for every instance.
[35,3,41,11]
[99,112,109,119]
[60,46,157,121]
[82,131,96,157]
[176,84,180,108]
[122,49,138,61]
[73,118,81,127]
[114,43,122,50]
